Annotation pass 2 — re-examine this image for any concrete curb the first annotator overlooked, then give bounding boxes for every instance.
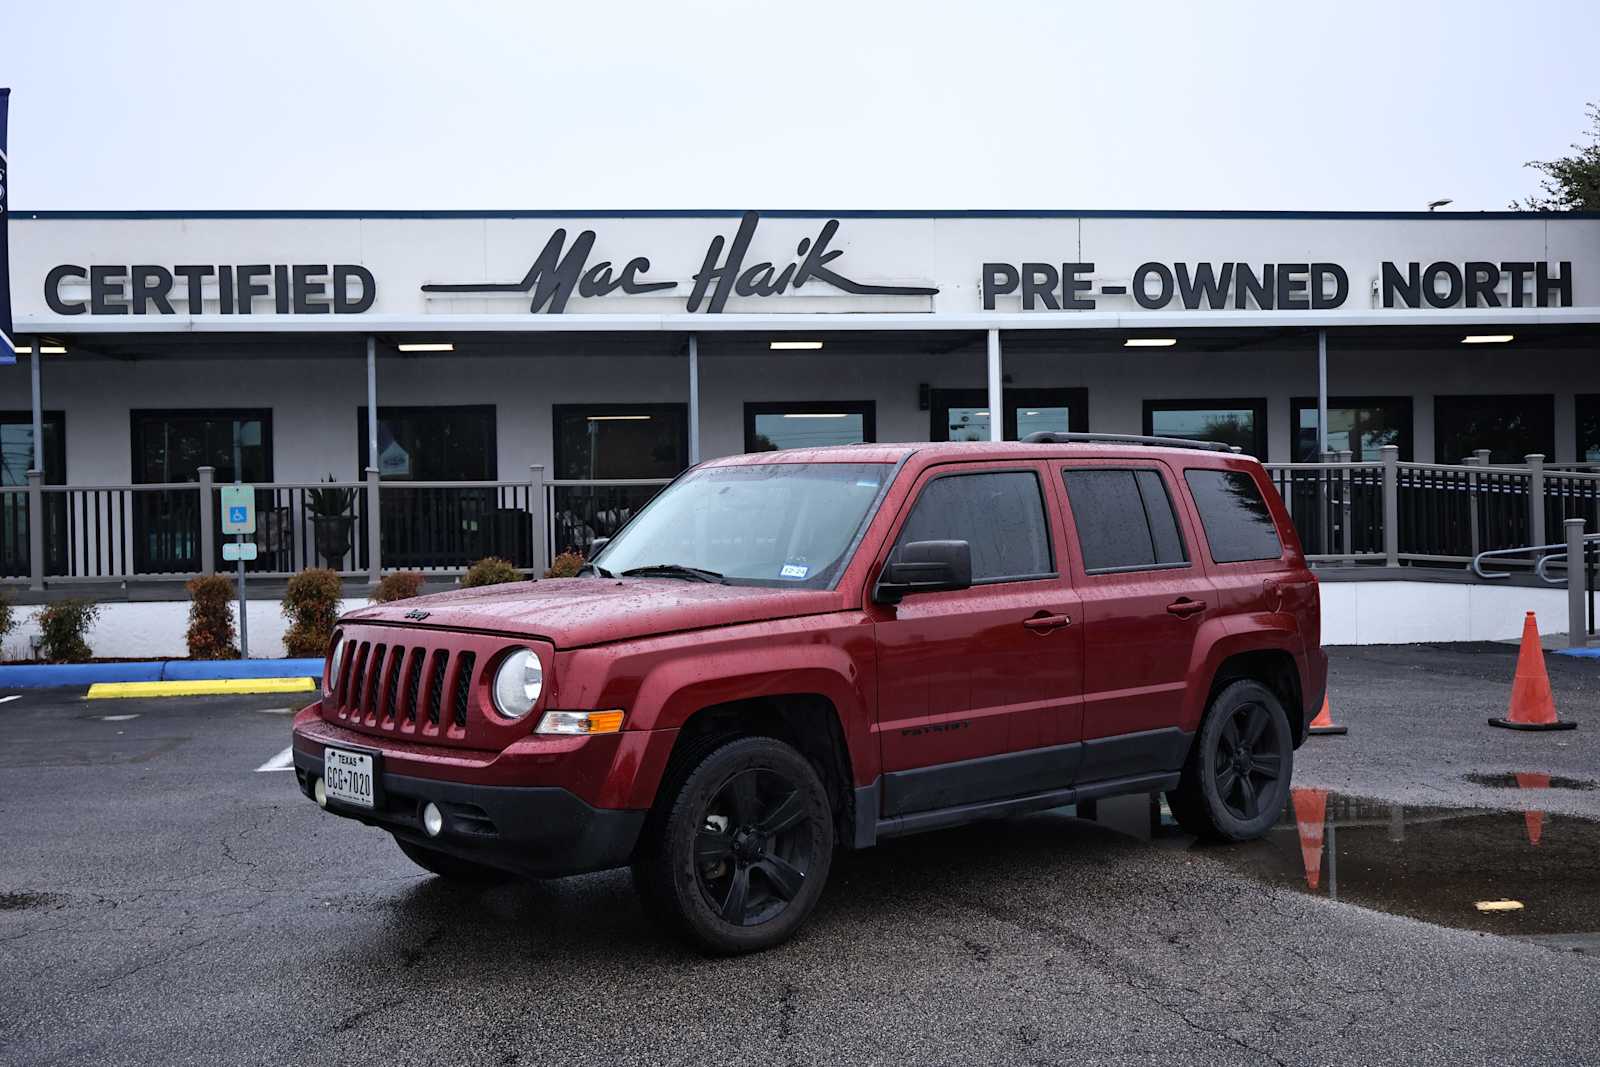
[86,677,318,700]
[0,658,325,689]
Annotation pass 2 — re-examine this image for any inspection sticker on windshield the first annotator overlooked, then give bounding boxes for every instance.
[780,563,810,579]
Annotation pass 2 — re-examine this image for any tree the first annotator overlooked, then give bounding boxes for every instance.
[1513,102,1600,211]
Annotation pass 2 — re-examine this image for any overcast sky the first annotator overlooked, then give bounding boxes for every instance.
[3,0,1594,212]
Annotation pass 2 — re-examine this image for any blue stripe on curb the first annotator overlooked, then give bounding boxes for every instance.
[1556,647,1600,658]
[0,658,325,689]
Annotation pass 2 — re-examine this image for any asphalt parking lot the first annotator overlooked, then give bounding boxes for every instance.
[2,644,1598,1066]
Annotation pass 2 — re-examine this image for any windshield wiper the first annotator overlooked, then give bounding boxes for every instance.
[620,563,726,583]
[576,562,614,578]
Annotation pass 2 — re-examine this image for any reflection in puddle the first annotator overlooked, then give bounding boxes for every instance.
[1193,790,1600,937]
[1464,771,1597,791]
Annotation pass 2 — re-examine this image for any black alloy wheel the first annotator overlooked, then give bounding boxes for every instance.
[632,736,834,954]
[693,767,814,927]
[1167,679,1294,842]
[1213,699,1284,822]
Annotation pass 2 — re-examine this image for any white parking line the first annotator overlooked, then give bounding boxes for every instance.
[256,745,295,773]
[0,695,21,705]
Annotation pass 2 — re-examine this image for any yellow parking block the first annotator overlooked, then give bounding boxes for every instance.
[86,677,318,700]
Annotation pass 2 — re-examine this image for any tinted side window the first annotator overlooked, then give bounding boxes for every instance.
[1062,468,1188,573]
[896,471,1053,582]
[1184,468,1283,563]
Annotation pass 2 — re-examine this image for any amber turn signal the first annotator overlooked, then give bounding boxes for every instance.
[535,710,626,736]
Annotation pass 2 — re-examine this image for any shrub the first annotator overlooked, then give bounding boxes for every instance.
[0,590,13,648]
[461,557,523,588]
[544,550,586,579]
[185,574,239,660]
[372,571,426,603]
[35,599,100,662]
[282,568,342,657]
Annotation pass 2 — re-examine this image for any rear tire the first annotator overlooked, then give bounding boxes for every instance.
[394,836,512,885]
[632,736,834,955]
[1167,680,1293,842]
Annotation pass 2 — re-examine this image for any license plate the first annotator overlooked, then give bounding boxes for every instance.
[323,747,376,809]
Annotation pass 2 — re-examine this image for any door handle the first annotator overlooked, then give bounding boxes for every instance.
[1166,598,1207,618]
[1023,613,1072,633]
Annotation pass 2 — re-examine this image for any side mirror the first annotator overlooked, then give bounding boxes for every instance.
[874,540,973,604]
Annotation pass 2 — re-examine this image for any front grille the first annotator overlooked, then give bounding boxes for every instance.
[332,638,482,740]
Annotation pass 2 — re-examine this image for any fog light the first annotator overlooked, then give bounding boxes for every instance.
[313,777,327,807]
[422,802,444,837]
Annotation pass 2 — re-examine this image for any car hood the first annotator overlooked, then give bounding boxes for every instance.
[341,578,848,648]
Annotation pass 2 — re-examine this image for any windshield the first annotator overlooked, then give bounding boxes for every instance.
[592,462,891,588]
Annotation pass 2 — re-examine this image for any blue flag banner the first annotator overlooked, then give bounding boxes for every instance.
[0,87,13,365]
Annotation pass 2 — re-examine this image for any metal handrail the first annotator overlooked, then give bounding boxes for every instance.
[1472,536,1600,582]
[1535,536,1600,583]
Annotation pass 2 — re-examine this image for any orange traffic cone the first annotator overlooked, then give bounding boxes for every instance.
[1291,788,1328,891]
[1308,696,1348,736]
[1516,772,1550,847]
[1489,612,1576,731]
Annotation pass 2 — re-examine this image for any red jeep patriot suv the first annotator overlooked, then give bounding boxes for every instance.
[292,433,1325,953]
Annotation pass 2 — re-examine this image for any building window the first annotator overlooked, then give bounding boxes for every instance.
[1290,396,1414,462]
[1061,467,1189,573]
[0,411,65,486]
[1433,395,1555,465]
[1144,399,1267,456]
[131,409,273,484]
[357,406,496,480]
[129,409,273,575]
[552,404,688,555]
[553,404,688,480]
[744,402,875,452]
[1578,396,1600,463]
[930,388,1089,442]
[0,412,65,579]
[894,470,1054,583]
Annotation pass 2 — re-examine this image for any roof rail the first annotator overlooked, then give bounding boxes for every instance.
[1020,431,1241,454]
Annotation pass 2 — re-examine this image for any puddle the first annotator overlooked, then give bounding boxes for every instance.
[1196,790,1600,938]
[1463,771,1596,791]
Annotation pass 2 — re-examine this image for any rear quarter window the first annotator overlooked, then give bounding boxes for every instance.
[1183,468,1283,564]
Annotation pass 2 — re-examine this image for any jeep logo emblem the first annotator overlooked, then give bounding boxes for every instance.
[403,609,430,620]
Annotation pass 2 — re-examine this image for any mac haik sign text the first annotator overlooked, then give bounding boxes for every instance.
[982,259,1575,311]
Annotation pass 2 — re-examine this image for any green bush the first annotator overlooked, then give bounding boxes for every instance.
[544,550,586,579]
[185,574,239,660]
[282,568,342,657]
[461,557,523,588]
[36,599,100,662]
[372,571,426,603]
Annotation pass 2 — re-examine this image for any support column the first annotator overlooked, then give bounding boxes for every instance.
[1527,453,1545,549]
[1316,329,1329,455]
[26,469,43,592]
[986,329,1003,442]
[529,464,547,576]
[688,334,701,465]
[1380,445,1400,567]
[30,343,43,472]
[1566,518,1587,648]
[366,337,379,467]
[198,466,216,576]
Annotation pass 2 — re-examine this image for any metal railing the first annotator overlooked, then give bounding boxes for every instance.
[1472,520,1598,647]
[1,463,672,589]
[1263,447,1600,571]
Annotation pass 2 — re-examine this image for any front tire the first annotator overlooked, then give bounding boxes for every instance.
[1167,680,1294,842]
[632,736,834,954]
[394,836,512,885]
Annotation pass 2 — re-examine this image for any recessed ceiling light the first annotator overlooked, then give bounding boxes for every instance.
[397,342,454,352]
[782,413,850,419]
[1124,338,1177,348]
[586,415,652,422]
[770,340,824,350]
[1461,334,1513,344]
[40,346,68,355]
[13,346,30,355]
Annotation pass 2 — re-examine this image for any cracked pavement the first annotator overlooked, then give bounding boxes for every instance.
[2,645,1598,1066]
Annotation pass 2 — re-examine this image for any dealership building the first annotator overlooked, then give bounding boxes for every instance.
[2,207,1598,628]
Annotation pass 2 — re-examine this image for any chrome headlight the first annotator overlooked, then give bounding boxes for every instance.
[492,648,543,720]
[325,634,345,695]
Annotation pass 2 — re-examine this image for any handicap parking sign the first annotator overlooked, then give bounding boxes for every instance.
[219,485,256,535]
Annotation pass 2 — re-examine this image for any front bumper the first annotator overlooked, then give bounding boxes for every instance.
[292,747,645,878]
